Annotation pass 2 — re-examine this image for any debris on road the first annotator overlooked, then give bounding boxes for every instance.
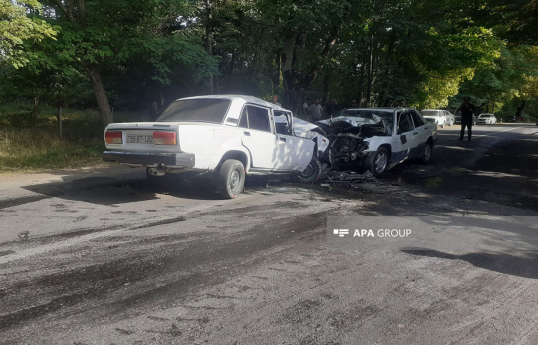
[318,170,379,189]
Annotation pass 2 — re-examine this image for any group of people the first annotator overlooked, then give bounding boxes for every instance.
[271,95,341,123]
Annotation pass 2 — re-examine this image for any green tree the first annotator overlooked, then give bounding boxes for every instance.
[0,0,56,66]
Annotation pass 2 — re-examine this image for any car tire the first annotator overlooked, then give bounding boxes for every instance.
[421,142,433,165]
[366,147,389,177]
[294,157,322,183]
[217,159,245,199]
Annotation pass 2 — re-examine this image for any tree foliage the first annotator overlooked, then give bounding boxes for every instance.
[0,0,56,66]
[1,0,537,124]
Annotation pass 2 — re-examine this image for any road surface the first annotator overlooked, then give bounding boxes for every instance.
[1,124,537,345]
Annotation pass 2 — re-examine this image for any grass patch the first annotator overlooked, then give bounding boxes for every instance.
[0,103,148,173]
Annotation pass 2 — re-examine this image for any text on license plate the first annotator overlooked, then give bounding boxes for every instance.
[127,135,153,143]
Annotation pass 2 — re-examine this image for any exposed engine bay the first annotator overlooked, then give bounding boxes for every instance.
[315,110,393,170]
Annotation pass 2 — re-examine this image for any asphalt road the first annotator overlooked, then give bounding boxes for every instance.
[1,124,538,345]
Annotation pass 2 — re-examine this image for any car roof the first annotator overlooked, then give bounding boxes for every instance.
[341,107,412,113]
[175,94,284,110]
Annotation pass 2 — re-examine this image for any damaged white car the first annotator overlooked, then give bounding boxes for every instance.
[102,95,328,199]
[316,108,438,176]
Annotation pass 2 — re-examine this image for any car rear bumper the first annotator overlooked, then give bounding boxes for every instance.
[102,151,195,167]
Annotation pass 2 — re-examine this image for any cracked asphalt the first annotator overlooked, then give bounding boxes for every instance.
[1,124,538,345]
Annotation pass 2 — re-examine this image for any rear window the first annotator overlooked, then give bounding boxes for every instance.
[156,99,231,123]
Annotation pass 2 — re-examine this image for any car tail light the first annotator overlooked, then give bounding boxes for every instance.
[105,131,122,144]
[153,132,177,145]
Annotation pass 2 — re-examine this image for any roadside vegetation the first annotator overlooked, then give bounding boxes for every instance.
[0,104,146,173]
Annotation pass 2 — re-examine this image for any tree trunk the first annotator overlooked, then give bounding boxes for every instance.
[204,0,213,94]
[358,53,366,106]
[86,64,113,126]
[275,50,281,91]
[322,73,330,106]
[366,33,375,107]
[226,52,236,93]
[281,26,340,112]
[33,96,40,126]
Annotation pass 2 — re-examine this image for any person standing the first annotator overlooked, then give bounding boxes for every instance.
[150,101,161,121]
[308,99,323,122]
[272,95,281,107]
[456,97,475,141]
[302,98,310,120]
[325,99,337,119]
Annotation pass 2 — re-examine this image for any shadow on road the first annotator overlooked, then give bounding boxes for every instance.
[402,249,538,279]
[14,167,289,206]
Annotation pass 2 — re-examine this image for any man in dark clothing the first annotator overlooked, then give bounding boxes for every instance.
[150,101,161,121]
[325,99,336,119]
[456,97,475,141]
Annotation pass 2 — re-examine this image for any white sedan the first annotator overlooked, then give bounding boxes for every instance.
[477,113,497,125]
[421,109,448,128]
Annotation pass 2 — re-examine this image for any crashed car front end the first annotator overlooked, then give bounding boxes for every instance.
[317,112,392,170]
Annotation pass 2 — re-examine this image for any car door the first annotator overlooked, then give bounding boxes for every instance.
[273,111,314,171]
[410,110,430,157]
[392,111,418,162]
[239,105,279,169]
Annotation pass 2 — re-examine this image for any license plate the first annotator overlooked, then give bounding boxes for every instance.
[127,135,153,144]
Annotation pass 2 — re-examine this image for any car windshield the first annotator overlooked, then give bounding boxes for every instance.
[334,109,394,129]
[422,110,439,116]
[156,99,231,123]
[480,114,492,117]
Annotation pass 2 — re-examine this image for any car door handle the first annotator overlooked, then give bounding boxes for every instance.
[244,131,250,136]
[279,137,286,142]
[413,132,419,135]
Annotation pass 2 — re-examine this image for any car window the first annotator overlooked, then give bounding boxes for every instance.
[274,111,293,135]
[411,111,426,127]
[239,107,248,128]
[157,99,231,123]
[239,105,272,133]
[398,112,415,133]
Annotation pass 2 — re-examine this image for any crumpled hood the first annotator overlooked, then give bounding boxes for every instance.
[317,116,382,128]
[292,117,321,135]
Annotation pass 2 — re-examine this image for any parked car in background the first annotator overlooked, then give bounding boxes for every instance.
[455,113,478,126]
[477,113,497,125]
[102,95,327,199]
[421,109,448,128]
[443,110,455,126]
[316,108,438,176]
[504,116,517,123]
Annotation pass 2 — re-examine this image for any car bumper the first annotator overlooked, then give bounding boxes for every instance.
[102,151,195,167]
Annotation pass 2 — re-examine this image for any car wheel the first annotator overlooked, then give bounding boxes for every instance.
[294,157,322,183]
[421,142,433,165]
[367,147,389,177]
[217,159,245,199]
